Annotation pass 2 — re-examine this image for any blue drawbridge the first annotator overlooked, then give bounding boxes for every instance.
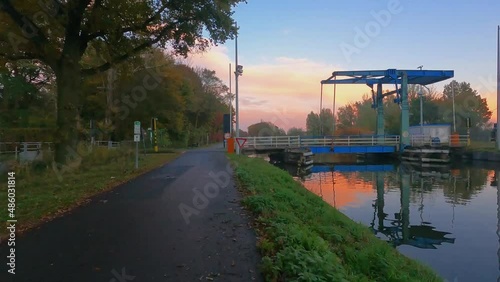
[321,69,454,151]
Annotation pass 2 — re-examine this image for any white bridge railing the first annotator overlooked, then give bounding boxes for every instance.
[409,135,469,147]
[243,135,400,148]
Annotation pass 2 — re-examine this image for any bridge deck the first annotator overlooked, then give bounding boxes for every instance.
[240,135,468,154]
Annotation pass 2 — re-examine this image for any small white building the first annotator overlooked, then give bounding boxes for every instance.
[409,124,451,146]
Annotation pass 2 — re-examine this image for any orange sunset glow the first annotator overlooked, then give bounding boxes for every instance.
[186,46,498,131]
[300,172,377,209]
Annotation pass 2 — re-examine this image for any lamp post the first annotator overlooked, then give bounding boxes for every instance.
[452,82,457,133]
[496,25,500,150]
[418,85,423,132]
[418,84,432,144]
[228,63,233,136]
[234,22,243,154]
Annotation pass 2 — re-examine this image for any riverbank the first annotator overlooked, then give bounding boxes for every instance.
[228,154,441,281]
[0,149,182,239]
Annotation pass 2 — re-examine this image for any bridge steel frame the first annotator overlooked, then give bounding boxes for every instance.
[321,69,454,151]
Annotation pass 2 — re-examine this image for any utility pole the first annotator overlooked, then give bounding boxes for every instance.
[497,25,500,150]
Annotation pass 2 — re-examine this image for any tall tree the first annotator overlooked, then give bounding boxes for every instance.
[336,103,357,130]
[0,0,243,163]
[287,127,306,136]
[441,80,491,132]
[306,111,320,136]
[248,121,285,137]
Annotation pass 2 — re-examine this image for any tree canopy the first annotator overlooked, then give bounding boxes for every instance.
[306,80,493,137]
[0,0,244,163]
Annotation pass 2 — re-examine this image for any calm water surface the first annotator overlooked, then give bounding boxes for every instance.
[279,162,499,281]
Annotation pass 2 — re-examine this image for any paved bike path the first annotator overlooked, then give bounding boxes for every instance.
[0,146,262,281]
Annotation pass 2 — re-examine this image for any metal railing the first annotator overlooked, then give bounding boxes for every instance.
[409,135,469,147]
[0,142,53,154]
[0,140,125,154]
[243,135,400,148]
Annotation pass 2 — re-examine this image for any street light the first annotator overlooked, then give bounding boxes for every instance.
[234,22,243,154]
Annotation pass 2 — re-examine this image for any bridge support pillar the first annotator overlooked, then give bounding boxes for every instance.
[376,83,384,144]
[400,171,410,242]
[376,173,385,230]
[400,72,410,150]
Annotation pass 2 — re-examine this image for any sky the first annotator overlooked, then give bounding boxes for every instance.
[187,0,500,131]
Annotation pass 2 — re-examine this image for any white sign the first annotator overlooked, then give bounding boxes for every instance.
[134,121,141,135]
[134,134,140,142]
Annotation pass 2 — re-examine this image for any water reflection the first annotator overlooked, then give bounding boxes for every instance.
[371,172,455,249]
[272,160,500,281]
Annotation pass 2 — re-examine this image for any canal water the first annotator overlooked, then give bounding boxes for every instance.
[276,160,499,281]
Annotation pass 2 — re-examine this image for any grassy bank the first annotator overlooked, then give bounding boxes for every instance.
[0,147,181,238]
[229,155,441,282]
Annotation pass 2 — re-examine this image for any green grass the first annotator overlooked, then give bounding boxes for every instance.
[0,147,181,238]
[229,155,442,282]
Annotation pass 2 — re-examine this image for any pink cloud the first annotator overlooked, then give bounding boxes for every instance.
[183,45,499,131]
[182,45,372,130]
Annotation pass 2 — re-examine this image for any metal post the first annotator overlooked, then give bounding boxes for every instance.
[452,83,457,132]
[400,72,410,150]
[229,63,232,136]
[235,22,240,154]
[376,83,384,143]
[333,77,336,136]
[497,25,500,150]
[135,141,138,169]
[419,86,423,129]
[320,84,323,136]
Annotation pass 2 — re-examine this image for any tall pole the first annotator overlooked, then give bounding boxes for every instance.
[417,66,424,137]
[229,63,232,136]
[496,25,500,150]
[452,83,456,132]
[333,78,336,136]
[235,22,240,154]
[320,84,323,136]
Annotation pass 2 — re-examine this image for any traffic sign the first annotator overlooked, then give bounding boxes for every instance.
[235,138,247,148]
[134,134,140,142]
[134,121,141,135]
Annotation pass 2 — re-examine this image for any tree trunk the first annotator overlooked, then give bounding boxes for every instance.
[54,62,82,164]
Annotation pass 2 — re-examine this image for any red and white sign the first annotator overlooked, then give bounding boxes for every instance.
[235,138,247,148]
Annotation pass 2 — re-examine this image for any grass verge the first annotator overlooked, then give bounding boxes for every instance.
[228,154,442,282]
[0,148,181,238]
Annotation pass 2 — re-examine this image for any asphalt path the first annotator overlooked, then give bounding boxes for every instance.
[0,145,262,281]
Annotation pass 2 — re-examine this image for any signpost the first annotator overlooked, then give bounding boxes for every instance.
[235,137,247,149]
[134,121,140,169]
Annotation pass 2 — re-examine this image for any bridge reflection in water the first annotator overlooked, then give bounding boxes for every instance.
[273,161,500,280]
[371,172,455,249]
